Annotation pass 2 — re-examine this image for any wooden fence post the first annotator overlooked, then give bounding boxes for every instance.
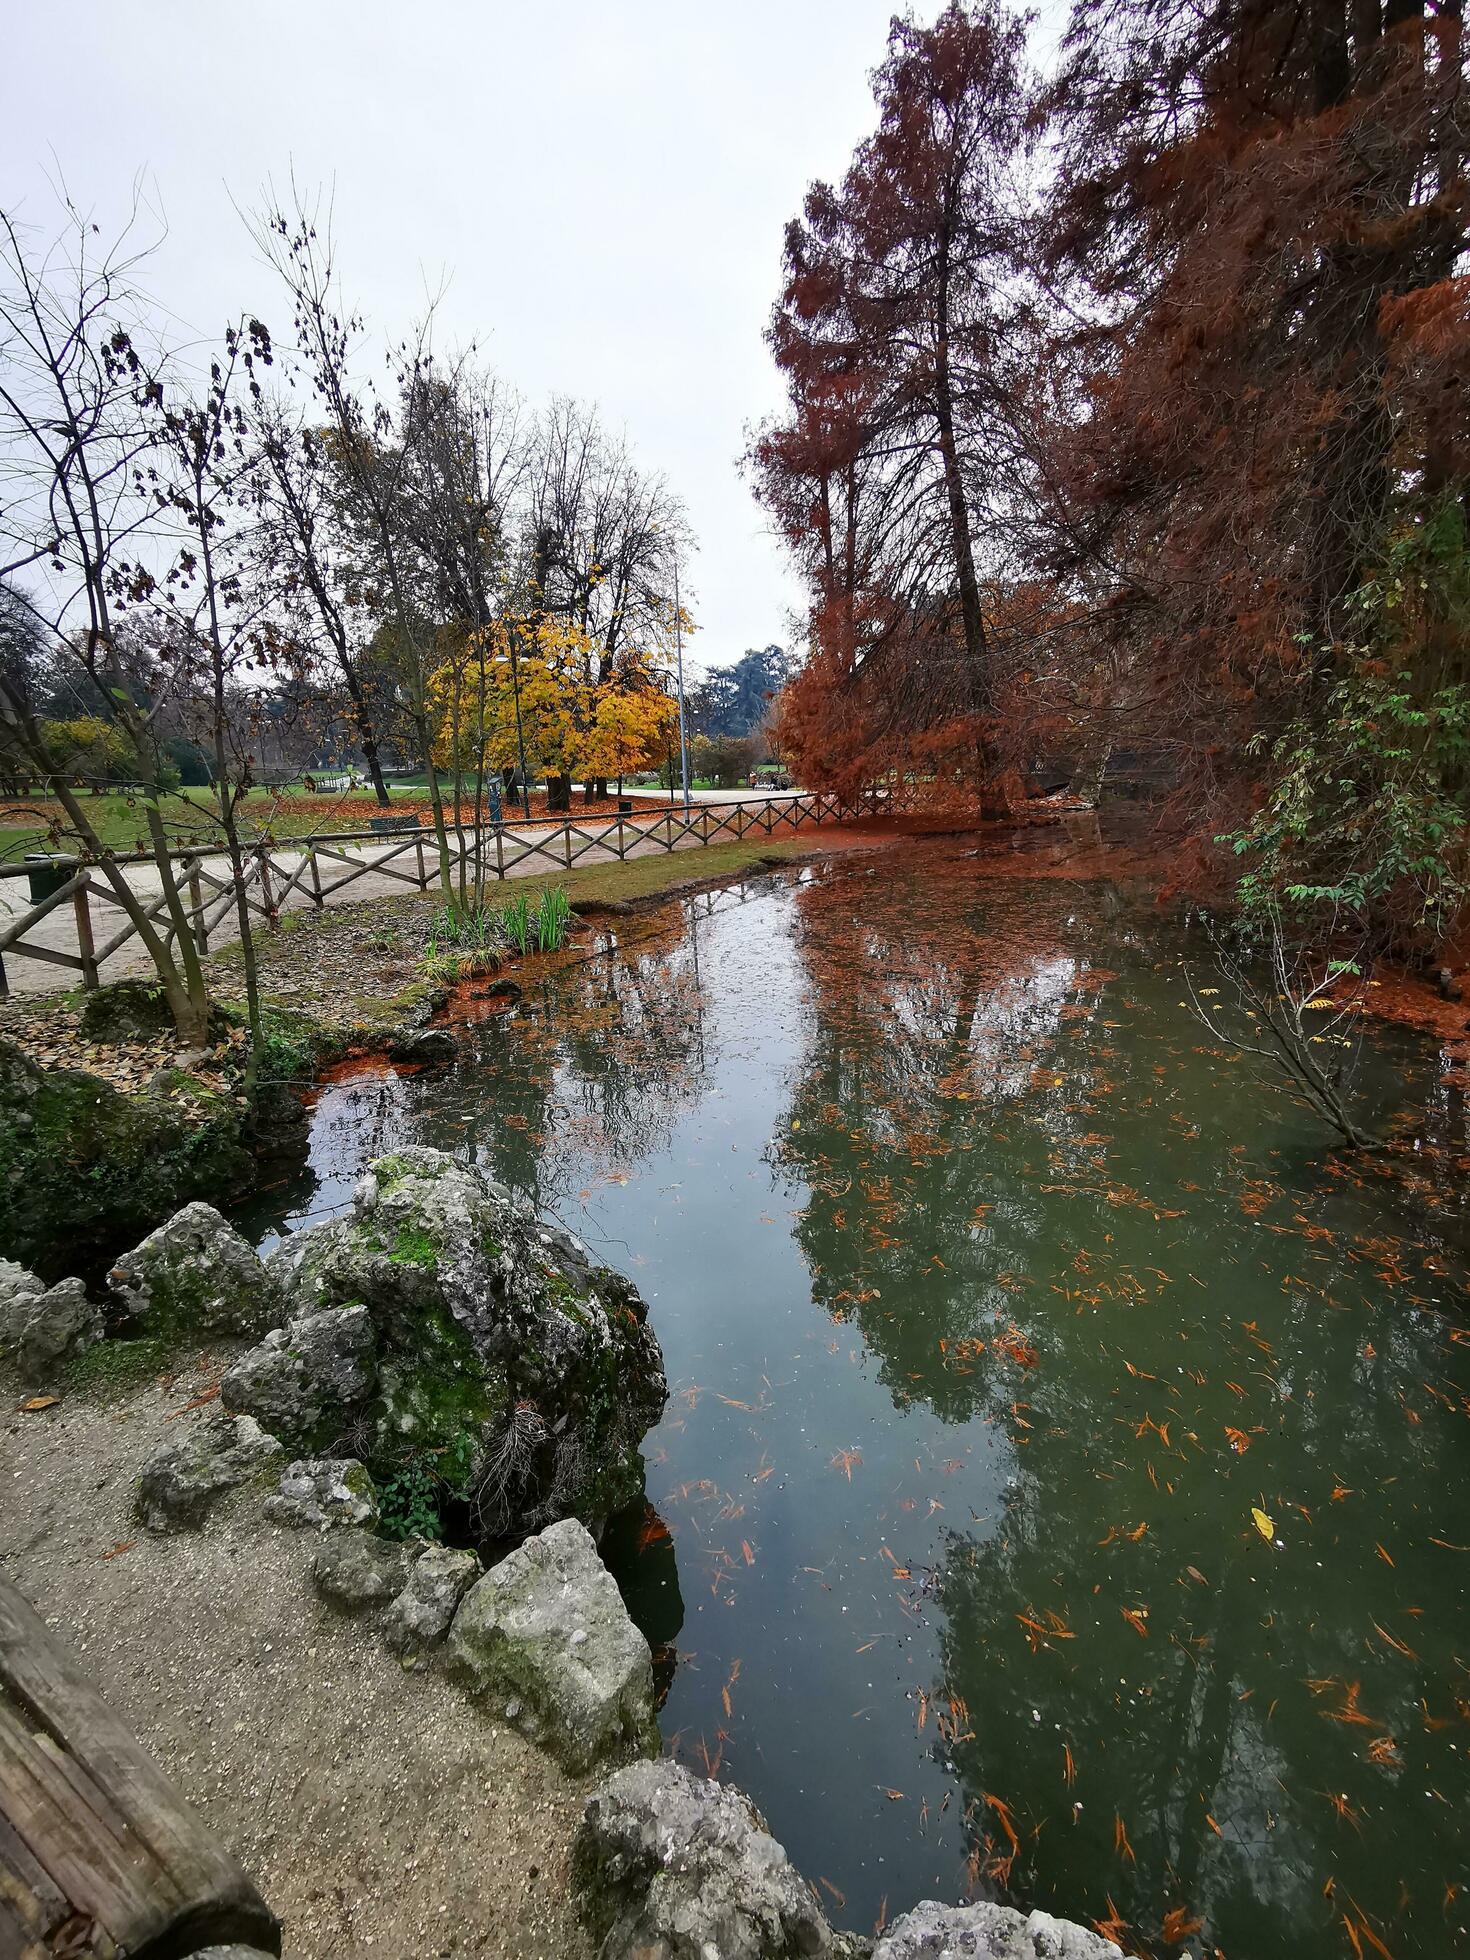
[308,848,324,908]
[495,826,505,881]
[415,834,427,889]
[187,861,209,951]
[73,874,98,990]
[563,823,572,870]
[258,846,277,921]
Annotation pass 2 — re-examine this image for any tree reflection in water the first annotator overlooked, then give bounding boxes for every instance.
[242,849,1470,1960]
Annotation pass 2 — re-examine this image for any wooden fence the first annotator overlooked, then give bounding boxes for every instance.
[0,789,886,996]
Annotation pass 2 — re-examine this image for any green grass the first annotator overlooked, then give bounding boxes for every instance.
[0,782,435,862]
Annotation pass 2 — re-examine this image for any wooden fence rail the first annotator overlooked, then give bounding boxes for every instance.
[0,789,887,997]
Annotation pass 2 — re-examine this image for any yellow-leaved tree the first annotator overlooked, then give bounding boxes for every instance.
[429,622,677,826]
[576,648,679,791]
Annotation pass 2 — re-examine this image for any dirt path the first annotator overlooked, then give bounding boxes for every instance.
[1,1349,596,1960]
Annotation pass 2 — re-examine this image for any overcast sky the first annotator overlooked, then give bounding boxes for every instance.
[3,1,945,676]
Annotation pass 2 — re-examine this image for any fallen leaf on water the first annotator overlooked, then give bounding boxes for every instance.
[1121,1606,1150,1637]
[20,1395,60,1412]
[831,1448,862,1481]
[1161,1906,1203,1945]
[1251,1507,1275,1541]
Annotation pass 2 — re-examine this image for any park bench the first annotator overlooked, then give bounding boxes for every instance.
[367,814,419,835]
[0,1576,280,1959]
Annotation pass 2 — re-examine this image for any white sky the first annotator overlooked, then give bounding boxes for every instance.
[3,0,945,677]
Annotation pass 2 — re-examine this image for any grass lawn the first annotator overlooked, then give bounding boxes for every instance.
[0,777,692,863]
[0,782,440,862]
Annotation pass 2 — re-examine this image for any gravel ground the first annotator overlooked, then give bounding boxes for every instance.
[1,1349,596,1960]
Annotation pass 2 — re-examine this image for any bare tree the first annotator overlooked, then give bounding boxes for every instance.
[152,316,279,1049]
[251,394,393,805]
[249,189,456,895]
[0,196,214,1045]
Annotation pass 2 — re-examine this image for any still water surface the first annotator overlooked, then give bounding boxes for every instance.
[245,847,1470,1959]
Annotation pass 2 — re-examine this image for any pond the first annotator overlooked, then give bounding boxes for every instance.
[244,843,1470,1960]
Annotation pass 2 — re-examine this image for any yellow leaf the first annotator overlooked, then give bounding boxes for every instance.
[1252,1507,1275,1541]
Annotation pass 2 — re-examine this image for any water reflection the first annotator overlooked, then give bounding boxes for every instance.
[242,848,1470,1960]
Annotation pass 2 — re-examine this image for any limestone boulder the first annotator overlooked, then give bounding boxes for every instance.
[263,1457,379,1531]
[384,1542,481,1659]
[872,1902,1121,1960]
[576,1758,835,1960]
[447,1518,656,1773]
[220,1305,376,1448]
[240,1146,666,1537]
[138,1412,283,1532]
[0,1268,103,1384]
[310,1528,413,1613]
[109,1202,278,1339]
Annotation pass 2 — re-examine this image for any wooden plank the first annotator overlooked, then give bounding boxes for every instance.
[0,1800,78,1955]
[0,1578,279,1958]
[0,943,85,974]
[0,1712,167,1942]
[0,873,89,952]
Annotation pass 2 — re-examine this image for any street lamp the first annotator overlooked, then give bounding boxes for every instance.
[672,556,691,820]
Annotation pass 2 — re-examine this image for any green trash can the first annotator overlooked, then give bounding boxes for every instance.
[25,854,78,904]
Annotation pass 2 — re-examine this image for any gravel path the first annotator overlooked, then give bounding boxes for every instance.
[1,1349,597,1960]
[0,795,818,999]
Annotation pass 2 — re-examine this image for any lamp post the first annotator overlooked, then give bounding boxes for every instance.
[507,619,532,822]
[673,557,691,820]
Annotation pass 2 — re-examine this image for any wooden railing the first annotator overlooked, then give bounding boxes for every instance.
[0,789,888,996]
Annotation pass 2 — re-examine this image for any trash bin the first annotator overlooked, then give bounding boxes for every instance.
[618,799,634,814]
[25,853,78,904]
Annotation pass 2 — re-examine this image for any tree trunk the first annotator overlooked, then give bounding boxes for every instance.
[360,725,391,807]
[547,773,572,815]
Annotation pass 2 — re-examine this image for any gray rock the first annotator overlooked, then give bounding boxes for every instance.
[873,1901,1122,1960]
[311,1528,412,1613]
[264,1457,379,1531]
[576,1758,834,1960]
[138,1412,284,1532]
[220,1304,377,1448]
[384,1542,481,1658]
[0,1274,104,1385]
[387,1027,458,1064]
[0,1258,45,1322]
[109,1202,278,1339]
[448,1517,656,1772]
[244,1146,667,1537]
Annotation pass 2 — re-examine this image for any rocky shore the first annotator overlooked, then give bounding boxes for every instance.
[2,1139,1123,1960]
